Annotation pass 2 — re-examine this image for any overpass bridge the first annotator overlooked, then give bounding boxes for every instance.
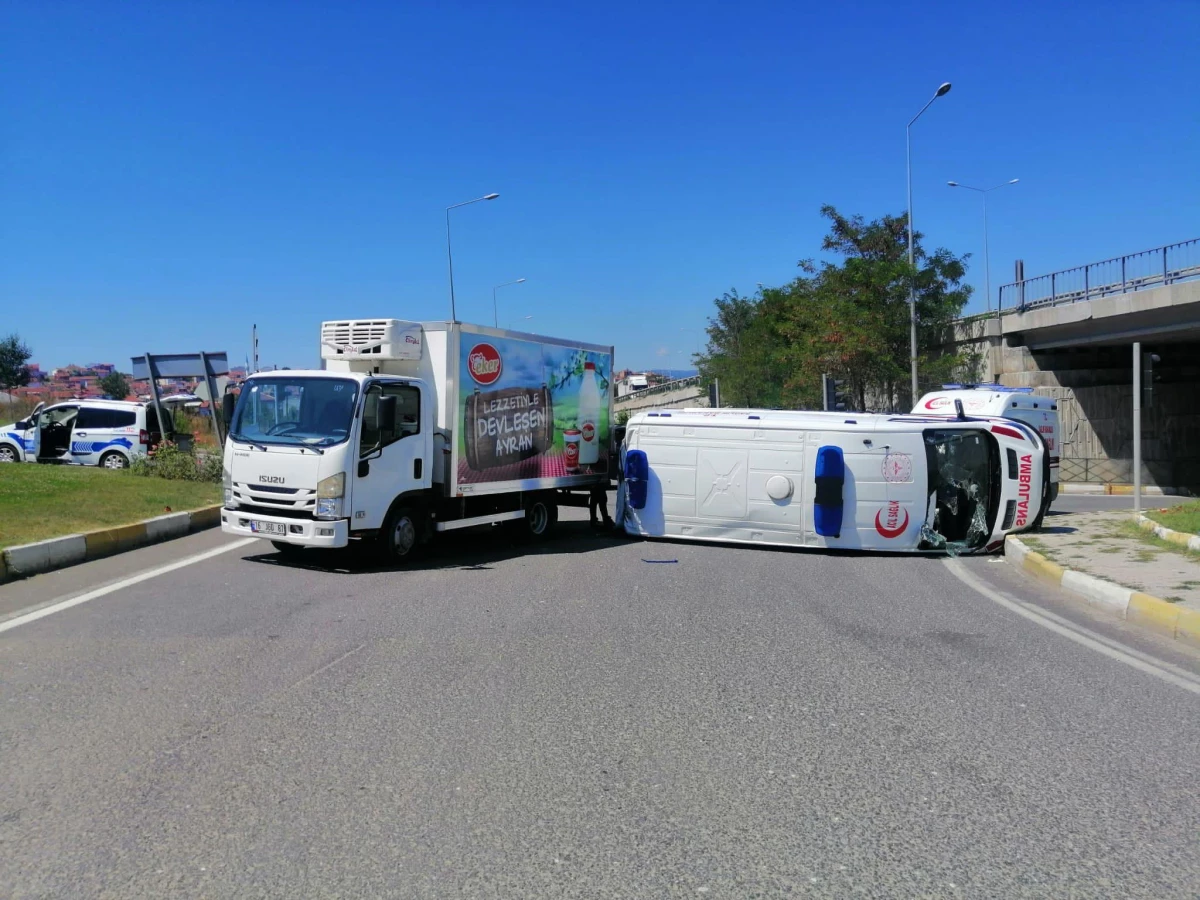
[944,238,1200,492]
[614,375,707,416]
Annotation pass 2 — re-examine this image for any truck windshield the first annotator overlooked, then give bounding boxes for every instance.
[230,377,359,448]
[920,428,1000,552]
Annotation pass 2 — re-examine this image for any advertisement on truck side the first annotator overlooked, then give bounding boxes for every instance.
[457,335,614,486]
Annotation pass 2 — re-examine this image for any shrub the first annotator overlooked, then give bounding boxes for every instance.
[131,441,221,483]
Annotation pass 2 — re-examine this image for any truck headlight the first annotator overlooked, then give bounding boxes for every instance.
[316,497,342,520]
[222,467,237,508]
[317,472,345,499]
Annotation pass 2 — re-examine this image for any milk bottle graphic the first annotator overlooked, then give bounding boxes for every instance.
[578,361,602,466]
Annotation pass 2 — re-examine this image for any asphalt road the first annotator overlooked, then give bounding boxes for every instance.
[2,511,1199,898]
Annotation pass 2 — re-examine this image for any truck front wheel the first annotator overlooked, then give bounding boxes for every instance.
[380,506,422,564]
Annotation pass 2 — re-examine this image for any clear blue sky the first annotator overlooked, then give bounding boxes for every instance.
[4,0,1198,372]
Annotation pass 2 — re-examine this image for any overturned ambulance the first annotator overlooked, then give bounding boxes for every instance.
[617,408,1048,554]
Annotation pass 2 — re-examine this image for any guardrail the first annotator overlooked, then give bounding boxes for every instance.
[618,374,701,399]
[998,238,1200,314]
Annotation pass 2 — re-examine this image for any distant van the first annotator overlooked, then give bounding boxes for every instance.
[0,399,169,468]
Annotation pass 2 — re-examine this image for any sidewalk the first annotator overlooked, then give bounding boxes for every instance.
[1022,509,1200,610]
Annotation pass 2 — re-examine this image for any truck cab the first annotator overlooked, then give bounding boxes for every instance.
[221,372,434,552]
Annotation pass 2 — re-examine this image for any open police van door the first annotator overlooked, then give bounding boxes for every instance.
[0,401,43,463]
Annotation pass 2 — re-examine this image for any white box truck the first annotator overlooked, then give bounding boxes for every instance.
[617,407,1048,554]
[914,384,1059,505]
[219,319,615,561]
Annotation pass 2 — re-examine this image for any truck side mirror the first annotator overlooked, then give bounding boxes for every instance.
[221,393,236,429]
[378,395,398,435]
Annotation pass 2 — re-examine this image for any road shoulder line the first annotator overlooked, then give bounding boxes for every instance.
[0,537,257,635]
[945,558,1200,696]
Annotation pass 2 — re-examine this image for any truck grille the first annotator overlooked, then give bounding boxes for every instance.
[233,482,316,515]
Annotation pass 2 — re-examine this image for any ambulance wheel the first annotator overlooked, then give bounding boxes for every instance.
[271,541,304,557]
[0,445,17,463]
[522,496,557,541]
[99,451,129,470]
[380,505,422,564]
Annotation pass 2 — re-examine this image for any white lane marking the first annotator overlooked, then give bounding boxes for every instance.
[944,558,1200,696]
[0,538,259,635]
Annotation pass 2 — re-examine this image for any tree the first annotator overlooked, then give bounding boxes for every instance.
[0,334,33,396]
[695,288,791,408]
[695,206,973,411]
[98,370,132,400]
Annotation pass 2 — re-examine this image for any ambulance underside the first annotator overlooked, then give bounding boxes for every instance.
[622,413,1007,554]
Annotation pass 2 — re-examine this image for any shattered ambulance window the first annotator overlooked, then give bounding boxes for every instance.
[920,429,999,554]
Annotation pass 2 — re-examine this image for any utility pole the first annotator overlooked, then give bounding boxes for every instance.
[1133,342,1141,515]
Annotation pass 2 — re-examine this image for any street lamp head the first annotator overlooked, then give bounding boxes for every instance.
[947,181,959,187]
[483,193,500,200]
[936,82,952,97]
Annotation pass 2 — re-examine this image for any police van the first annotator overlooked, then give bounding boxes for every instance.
[617,407,1048,554]
[914,385,1060,503]
[0,399,169,468]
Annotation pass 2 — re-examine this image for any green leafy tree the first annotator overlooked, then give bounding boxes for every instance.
[695,288,791,408]
[0,333,33,396]
[695,206,972,411]
[98,370,132,400]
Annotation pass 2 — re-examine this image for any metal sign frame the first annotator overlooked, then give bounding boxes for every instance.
[131,352,230,447]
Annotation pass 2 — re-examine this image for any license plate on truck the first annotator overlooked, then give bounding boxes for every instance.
[250,520,286,536]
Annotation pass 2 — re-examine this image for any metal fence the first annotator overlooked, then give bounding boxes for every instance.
[998,237,1200,313]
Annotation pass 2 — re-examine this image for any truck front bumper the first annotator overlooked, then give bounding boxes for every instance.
[220,508,349,548]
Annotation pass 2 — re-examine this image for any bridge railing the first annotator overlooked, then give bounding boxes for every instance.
[998,237,1200,314]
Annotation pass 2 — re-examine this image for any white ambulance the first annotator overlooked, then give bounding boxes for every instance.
[617,408,1048,554]
[0,399,167,468]
[914,385,1059,503]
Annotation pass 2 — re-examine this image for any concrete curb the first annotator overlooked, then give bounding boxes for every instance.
[0,505,223,583]
[1057,483,1175,496]
[1004,535,1200,648]
[1136,513,1200,552]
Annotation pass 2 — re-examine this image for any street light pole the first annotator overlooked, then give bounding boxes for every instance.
[947,179,1019,313]
[492,278,527,328]
[906,81,952,401]
[446,193,500,323]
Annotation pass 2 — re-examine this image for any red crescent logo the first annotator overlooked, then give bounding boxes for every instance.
[874,505,910,539]
[923,397,950,410]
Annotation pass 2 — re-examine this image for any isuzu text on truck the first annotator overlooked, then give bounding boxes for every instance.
[220,319,615,561]
[617,407,1048,554]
